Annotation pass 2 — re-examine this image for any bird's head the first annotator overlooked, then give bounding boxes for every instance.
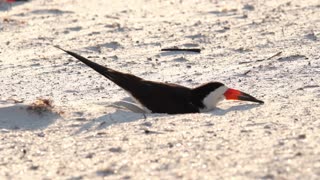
[193,82,264,112]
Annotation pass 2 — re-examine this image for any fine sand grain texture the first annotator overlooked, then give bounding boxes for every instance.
[1,0,320,179]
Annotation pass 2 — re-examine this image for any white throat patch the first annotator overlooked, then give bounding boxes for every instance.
[200,85,228,112]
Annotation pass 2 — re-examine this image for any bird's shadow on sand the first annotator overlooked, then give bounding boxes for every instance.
[73,97,163,134]
[73,101,261,134]
[0,103,61,131]
[73,109,150,135]
[209,103,261,116]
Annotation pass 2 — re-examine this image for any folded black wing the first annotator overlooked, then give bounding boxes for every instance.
[56,46,199,114]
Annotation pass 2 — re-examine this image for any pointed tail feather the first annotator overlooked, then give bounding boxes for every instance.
[54,46,112,77]
[54,46,142,91]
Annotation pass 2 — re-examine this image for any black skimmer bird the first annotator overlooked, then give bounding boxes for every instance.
[55,46,263,114]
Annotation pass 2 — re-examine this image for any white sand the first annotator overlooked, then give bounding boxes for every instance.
[0,0,320,179]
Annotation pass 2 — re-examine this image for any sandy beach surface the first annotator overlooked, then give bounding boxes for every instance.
[0,0,320,179]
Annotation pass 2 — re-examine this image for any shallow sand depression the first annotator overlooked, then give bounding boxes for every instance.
[0,0,320,179]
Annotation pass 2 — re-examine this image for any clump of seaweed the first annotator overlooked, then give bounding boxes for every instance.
[27,98,54,115]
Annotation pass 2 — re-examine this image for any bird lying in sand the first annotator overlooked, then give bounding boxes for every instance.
[55,46,264,114]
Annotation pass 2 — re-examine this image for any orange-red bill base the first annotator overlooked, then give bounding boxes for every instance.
[224,88,264,104]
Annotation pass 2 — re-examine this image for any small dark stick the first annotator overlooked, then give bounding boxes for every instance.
[243,70,251,75]
[256,51,282,62]
[161,48,201,53]
[266,51,282,60]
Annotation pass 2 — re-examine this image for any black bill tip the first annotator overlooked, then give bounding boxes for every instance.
[238,92,264,104]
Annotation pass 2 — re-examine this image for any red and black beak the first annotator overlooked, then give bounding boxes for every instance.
[224,88,264,104]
